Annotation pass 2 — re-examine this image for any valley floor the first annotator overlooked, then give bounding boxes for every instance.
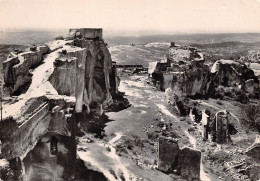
[77,74,225,181]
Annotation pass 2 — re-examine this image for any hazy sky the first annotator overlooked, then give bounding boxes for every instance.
[0,0,260,34]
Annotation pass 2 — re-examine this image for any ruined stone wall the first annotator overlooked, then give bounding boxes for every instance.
[168,48,190,62]
[66,28,102,40]
[109,62,119,94]
[178,147,201,181]
[78,28,103,40]
[158,137,180,173]
[158,137,201,180]
[3,45,49,96]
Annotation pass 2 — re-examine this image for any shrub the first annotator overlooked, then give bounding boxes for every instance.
[241,103,260,132]
[207,150,231,164]
[214,85,248,103]
[147,132,159,141]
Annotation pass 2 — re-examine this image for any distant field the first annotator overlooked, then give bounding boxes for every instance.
[190,41,260,61]
[0,30,259,67]
[109,43,169,67]
[105,33,260,46]
[110,41,260,67]
[1,30,259,46]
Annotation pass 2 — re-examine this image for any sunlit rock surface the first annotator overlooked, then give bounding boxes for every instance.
[149,44,260,101]
[0,28,119,180]
[49,38,115,113]
[3,45,49,96]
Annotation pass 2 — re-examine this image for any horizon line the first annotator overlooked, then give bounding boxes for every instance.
[1,27,260,35]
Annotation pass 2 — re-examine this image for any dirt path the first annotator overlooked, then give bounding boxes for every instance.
[78,75,173,181]
[107,133,131,181]
[78,75,216,180]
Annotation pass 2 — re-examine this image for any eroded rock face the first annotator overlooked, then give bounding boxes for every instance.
[158,137,201,180]
[0,96,75,160]
[158,137,180,173]
[66,28,103,40]
[0,29,119,163]
[49,34,116,113]
[149,44,260,101]
[23,136,76,181]
[178,147,201,181]
[3,45,49,96]
[209,60,260,101]
[152,61,210,98]
[149,45,209,97]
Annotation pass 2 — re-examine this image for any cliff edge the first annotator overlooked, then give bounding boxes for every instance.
[0,28,119,161]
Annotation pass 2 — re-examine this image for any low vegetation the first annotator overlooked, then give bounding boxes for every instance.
[213,85,248,103]
[241,103,260,132]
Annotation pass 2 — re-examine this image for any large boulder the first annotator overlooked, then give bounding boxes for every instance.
[178,147,201,181]
[158,137,180,173]
[158,137,201,180]
[37,45,49,55]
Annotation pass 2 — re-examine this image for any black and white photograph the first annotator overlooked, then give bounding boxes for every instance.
[0,0,260,180]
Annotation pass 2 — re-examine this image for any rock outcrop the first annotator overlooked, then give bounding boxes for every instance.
[210,60,259,99]
[0,28,119,173]
[0,96,75,160]
[158,137,180,173]
[158,137,201,180]
[49,33,117,113]
[66,28,102,41]
[3,45,49,96]
[149,42,260,102]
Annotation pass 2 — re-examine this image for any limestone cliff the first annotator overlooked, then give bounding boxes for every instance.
[0,95,75,160]
[49,36,116,113]
[150,45,210,97]
[210,59,259,99]
[3,45,49,96]
[0,28,119,162]
[149,43,259,102]
[161,60,210,97]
